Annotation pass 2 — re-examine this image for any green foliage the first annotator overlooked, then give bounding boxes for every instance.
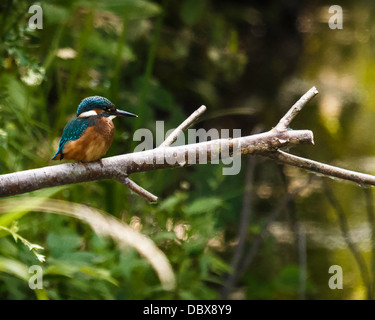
[180,0,206,25]
[0,222,45,263]
[0,0,372,300]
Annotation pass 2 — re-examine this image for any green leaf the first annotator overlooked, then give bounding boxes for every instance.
[43,4,70,24]
[180,0,206,25]
[47,233,81,259]
[206,253,230,275]
[273,265,301,295]
[0,223,45,262]
[46,262,77,278]
[0,257,29,281]
[152,231,176,242]
[159,192,187,213]
[86,33,135,60]
[185,197,223,215]
[98,0,161,19]
[79,266,118,286]
[0,187,66,227]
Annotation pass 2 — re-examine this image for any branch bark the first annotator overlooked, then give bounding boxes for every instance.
[265,150,375,187]
[2,86,375,200]
[274,86,319,131]
[0,129,313,198]
[159,105,207,147]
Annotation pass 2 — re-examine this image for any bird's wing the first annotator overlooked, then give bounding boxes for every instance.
[52,117,93,160]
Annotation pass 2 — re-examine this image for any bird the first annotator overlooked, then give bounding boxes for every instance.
[52,96,137,162]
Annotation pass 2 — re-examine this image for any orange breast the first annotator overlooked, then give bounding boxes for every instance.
[62,117,115,162]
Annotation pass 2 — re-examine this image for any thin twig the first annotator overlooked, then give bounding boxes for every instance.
[324,182,372,299]
[265,150,375,187]
[278,164,306,299]
[112,167,158,203]
[118,104,206,202]
[238,177,312,279]
[274,86,319,131]
[363,188,375,298]
[298,224,307,300]
[220,155,257,299]
[159,105,207,147]
[278,165,299,260]
[237,193,292,278]
[117,176,158,203]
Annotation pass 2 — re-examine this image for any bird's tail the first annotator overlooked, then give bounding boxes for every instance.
[51,149,63,160]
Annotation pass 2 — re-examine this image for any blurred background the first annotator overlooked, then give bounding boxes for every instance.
[1,0,375,299]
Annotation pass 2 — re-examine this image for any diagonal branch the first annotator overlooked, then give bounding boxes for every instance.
[159,105,207,147]
[117,104,207,202]
[274,86,319,132]
[264,150,375,187]
[117,175,158,203]
[113,165,158,203]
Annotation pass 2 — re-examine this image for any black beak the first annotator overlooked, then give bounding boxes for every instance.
[113,109,138,117]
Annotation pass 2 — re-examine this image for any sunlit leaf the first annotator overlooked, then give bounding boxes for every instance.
[97,0,162,19]
[185,197,223,216]
[0,257,29,281]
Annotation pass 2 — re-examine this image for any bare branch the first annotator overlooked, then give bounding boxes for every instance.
[117,175,158,203]
[3,86,375,200]
[265,150,375,187]
[274,86,319,131]
[116,104,207,202]
[0,129,313,198]
[159,105,207,147]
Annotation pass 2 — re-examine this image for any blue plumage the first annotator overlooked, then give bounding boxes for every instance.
[76,96,115,116]
[52,117,95,160]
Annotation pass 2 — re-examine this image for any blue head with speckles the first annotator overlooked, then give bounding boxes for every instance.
[76,96,116,116]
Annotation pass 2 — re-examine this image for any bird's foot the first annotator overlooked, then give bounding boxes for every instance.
[97,159,104,168]
[77,161,89,169]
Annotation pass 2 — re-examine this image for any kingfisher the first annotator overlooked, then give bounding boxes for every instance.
[52,96,137,162]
